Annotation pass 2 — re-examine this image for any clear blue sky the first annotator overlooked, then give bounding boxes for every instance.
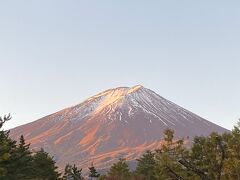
[0,1,239,130]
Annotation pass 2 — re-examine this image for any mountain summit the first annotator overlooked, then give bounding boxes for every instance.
[10,85,227,171]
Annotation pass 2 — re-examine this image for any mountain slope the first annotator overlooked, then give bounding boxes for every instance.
[10,85,228,171]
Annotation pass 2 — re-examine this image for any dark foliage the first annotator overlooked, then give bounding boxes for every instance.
[1,114,240,180]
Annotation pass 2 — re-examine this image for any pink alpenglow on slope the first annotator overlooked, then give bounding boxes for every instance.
[10,85,228,172]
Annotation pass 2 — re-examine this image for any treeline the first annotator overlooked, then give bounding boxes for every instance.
[0,115,60,180]
[1,115,240,180]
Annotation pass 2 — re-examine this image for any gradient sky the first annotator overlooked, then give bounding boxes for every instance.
[0,1,239,130]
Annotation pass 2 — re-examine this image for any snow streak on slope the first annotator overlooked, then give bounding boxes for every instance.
[63,85,210,127]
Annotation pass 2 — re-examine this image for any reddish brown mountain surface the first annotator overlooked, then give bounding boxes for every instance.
[10,85,227,172]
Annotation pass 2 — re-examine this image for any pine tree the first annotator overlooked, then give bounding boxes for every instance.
[154,129,190,179]
[0,115,61,179]
[135,150,156,180]
[88,163,100,179]
[0,115,35,180]
[189,133,226,180]
[63,164,83,180]
[221,121,240,179]
[32,148,61,180]
[107,158,130,180]
[0,115,19,179]
[7,135,34,179]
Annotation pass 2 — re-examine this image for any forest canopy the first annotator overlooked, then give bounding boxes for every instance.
[0,115,239,180]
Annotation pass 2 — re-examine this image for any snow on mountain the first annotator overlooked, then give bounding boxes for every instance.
[10,85,228,172]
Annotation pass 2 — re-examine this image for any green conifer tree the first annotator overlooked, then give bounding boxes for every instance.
[8,135,34,179]
[0,115,20,179]
[107,158,130,180]
[190,133,226,180]
[154,129,190,179]
[63,164,83,180]
[223,122,240,179]
[88,163,100,179]
[135,150,156,180]
[32,148,61,180]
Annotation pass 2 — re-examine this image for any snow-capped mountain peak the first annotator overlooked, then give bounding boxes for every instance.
[78,85,146,118]
[10,85,228,173]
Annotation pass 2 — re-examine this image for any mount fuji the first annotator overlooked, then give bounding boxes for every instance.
[10,85,227,172]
